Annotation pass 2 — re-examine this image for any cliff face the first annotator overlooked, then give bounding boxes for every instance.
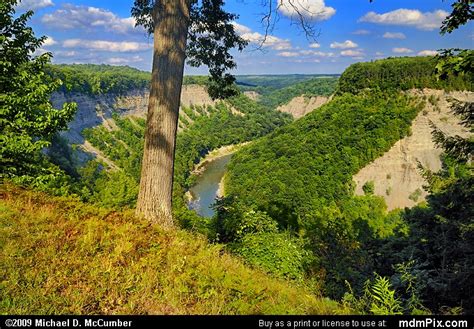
[51,85,217,166]
[52,85,216,141]
[353,89,473,210]
[276,95,330,119]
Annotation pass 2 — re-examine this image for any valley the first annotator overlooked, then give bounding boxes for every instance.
[2,0,473,317]
[3,58,473,315]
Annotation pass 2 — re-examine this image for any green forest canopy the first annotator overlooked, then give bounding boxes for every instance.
[337,56,473,94]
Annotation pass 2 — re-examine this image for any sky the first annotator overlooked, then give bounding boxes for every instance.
[20,0,474,75]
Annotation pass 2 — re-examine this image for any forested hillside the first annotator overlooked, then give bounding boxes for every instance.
[47,65,291,222]
[337,56,473,94]
[46,64,208,95]
[240,76,338,109]
[223,56,473,312]
[2,0,473,318]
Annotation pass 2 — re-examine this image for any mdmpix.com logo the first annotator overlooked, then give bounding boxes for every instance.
[399,318,469,328]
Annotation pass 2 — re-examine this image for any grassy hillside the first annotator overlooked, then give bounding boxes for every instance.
[0,184,346,315]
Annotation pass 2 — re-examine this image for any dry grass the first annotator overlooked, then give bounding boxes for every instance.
[0,185,348,315]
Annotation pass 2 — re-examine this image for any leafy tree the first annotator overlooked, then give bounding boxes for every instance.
[440,0,474,35]
[0,0,76,184]
[362,181,375,196]
[131,0,320,226]
[131,0,247,226]
[369,8,474,313]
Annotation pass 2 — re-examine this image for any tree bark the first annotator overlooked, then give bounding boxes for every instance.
[136,0,191,227]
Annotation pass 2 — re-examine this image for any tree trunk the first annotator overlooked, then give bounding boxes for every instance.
[136,0,191,227]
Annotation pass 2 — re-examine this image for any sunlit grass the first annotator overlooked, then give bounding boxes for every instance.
[0,184,348,315]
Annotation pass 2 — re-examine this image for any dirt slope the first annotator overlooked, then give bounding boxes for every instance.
[353,89,473,210]
[51,85,217,167]
[276,95,330,119]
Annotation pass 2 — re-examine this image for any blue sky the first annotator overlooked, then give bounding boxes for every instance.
[20,0,473,74]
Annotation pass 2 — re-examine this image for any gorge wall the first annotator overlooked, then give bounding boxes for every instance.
[353,89,473,210]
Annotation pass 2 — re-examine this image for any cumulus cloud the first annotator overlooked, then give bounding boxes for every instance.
[383,32,406,39]
[41,4,143,34]
[299,50,335,57]
[393,47,413,54]
[63,39,152,52]
[309,43,320,48]
[359,9,448,31]
[42,36,57,47]
[294,58,321,63]
[417,50,439,56]
[278,51,300,57]
[231,22,292,50]
[375,51,384,56]
[231,22,252,34]
[330,40,358,49]
[278,0,336,21]
[340,49,364,57]
[106,56,143,65]
[16,0,54,11]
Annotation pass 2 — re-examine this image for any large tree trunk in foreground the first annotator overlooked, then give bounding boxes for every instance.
[136,1,190,227]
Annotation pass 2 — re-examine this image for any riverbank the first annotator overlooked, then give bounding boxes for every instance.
[191,142,250,177]
[187,142,251,217]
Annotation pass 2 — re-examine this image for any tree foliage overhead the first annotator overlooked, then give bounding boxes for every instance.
[440,0,474,35]
[131,0,247,99]
[0,0,76,182]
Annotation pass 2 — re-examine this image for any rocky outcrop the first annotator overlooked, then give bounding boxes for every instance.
[353,89,473,210]
[276,95,330,119]
[243,91,261,101]
[52,84,217,167]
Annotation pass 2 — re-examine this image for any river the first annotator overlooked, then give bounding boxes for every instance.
[187,153,233,217]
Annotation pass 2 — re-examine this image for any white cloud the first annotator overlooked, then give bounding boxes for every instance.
[278,51,300,57]
[359,9,448,31]
[232,22,252,34]
[417,50,439,56]
[16,0,54,11]
[309,43,320,48]
[393,47,413,54]
[299,50,335,57]
[330,40,358,49]
[43,36,57,47]
[340,49,364,57]
[54,51,78,57]
[63,39,152,52]
[233,23,293,50]
[106,56,143,65]
[41,4,143,34]
[294,58,321,63]
[383,32,406,39]
[352,29,371,35]
[278,0,336,21]
[375,51,384,56]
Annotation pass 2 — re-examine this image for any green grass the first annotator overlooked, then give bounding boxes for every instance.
[0,185,347,315]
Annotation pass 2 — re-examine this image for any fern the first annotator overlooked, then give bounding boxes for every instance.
[369,275,403,315]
